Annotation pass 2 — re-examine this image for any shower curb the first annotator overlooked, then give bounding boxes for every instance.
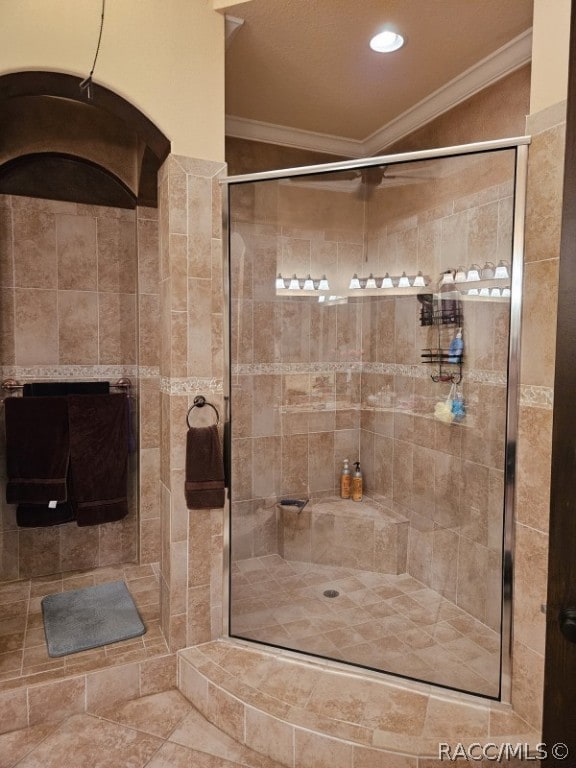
[177,639,539,767]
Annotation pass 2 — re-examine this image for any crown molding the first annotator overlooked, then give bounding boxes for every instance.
[225,15,244,47]
[213,0,251,10]
[225,28,532,159]
[225,115,365,158]
[363,29,532,155]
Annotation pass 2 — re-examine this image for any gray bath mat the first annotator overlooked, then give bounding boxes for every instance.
[41,580,146,657]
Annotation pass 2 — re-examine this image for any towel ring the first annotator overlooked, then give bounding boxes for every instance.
[186,395,219,428]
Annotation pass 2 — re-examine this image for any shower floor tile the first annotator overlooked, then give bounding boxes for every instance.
[230,555,501,697]
[0,562,168,689]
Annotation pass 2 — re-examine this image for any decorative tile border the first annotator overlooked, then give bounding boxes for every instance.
[1,365,138,381]
[138,367,161,379]
[160,377,224,395]
[519,385,554,409]
[1,365,161,385]
[231,361,507,387]
[232,362,363,375]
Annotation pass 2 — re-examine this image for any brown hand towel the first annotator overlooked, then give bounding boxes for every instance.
[5,396,69,505]
[185,424,225,509]
[67,393,129,526]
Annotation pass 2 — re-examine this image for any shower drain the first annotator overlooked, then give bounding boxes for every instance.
[323,589,340,598]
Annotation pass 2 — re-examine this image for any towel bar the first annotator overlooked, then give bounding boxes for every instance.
[186,395,219,428]
[1,378,131,393]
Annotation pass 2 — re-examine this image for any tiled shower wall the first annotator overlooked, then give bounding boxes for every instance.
[358,163,513,630]
[229,157,514,632]
[229,184,366,561]
[0,195,162,580]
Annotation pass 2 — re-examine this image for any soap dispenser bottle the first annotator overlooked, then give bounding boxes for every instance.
[340,458,351,499]
[351,462,363,502]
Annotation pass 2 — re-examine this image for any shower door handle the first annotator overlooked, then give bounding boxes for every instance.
[559,607,576,643]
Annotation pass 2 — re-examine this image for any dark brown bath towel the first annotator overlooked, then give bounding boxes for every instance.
[16,501,75,527]
[5,396,69,505]
[67,393,129,526]
[23,381,110,396]
[185,424,225,509]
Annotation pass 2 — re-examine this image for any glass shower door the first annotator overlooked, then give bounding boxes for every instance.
[226,143,525,700]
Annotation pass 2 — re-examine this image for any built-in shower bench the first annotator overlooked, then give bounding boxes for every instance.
[279,496,408,575]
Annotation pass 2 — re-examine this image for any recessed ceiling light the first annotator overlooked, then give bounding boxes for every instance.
[370,30,405,53]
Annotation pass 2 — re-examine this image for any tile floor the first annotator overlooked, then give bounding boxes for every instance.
[230,555,501,697]
[0,563,168,688]
[0,688,285,767]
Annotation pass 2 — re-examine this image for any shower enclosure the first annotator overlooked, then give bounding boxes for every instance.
[223,138,528,700]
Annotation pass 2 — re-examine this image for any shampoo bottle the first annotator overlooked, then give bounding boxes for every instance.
[340,458,351,499]
[448,328,464,363]
[351,462,363,502]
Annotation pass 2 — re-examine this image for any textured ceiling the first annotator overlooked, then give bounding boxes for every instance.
[225,0,533,141]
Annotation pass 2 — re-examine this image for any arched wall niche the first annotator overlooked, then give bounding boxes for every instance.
[0,71,171,207]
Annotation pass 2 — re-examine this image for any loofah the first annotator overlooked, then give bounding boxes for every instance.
[434,401,454,423]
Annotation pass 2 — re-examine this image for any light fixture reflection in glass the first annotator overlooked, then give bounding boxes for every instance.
[479,287,490,297]
[318,274,330,290]
[398,271,411,288]
[440,270,454,285]
[365,273,378,289]
[288,274,300,290]
[303,275,315,290]
[481,262,495,279]
[494,260,510,279]
[490,287,501,297]
[349,273,361,289]
[468,288,479,296]
[381,273,394,288]
[275,273,285,290]
[413,271,426,287]
[502,287,511,298]
[454,266,467,283]
[467,265,481,282]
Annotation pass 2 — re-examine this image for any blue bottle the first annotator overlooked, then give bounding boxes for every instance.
[448,328,463,363]
[451,389,466,421]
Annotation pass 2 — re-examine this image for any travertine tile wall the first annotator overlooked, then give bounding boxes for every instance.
[136,205,162,567]
[359,173,514,631]
[156,155,226,651]
[0,195,148,580]
[0,196,137,368]
[229,185,366,563]
[509,104,565,730]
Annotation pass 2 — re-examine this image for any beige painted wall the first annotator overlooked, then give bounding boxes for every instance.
[530,0,571,115]
[0,0,225,161]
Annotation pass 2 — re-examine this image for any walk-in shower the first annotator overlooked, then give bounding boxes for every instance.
[223,137,528,700]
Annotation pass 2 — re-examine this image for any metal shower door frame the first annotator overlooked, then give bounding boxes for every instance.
[221,136,530,703]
